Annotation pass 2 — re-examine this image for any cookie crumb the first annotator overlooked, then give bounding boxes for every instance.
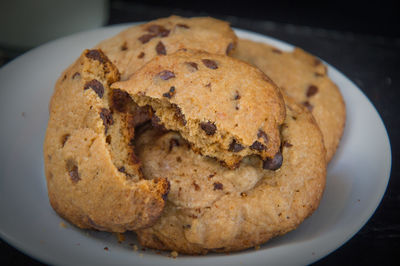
[170,250,178,258]
[139,253,144,257]
[133,245,139,251]
[254,245,260,250]
[115,232,125,243]
[59,222,67,228]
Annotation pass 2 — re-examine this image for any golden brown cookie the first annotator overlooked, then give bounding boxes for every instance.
[96,15,238,80]
[43,49,170,232]
[233,39,346,161]
[112,49,286,168]
[134,96,326,254]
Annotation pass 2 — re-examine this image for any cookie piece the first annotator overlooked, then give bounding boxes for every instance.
[96,15,238,80]
[134,96,326,254]
[233,39,346,161]
[112,49,286,168]
[44,49,169,232]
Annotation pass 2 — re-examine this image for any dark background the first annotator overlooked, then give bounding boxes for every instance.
[1,0,399,265]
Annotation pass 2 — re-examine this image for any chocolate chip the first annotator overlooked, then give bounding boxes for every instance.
[234,91,241,100]
[229,139,244,152]
[85,50,105,63]
[99,108,113,134]
[62,74,67,81]
[272,48,282,54]
[84,79,104,98]
[162,86,176,98]
[66,160,80,183]
[202,59,218,69]
[120,42,128,51]
[257,130,268,144]
[283,141,293,148]
[192,181,201,191]
[306,85,318,97]
[118,166,126,173]
[302,101,314,111]
[226,42,235,55]
[262,151,283,170]
[72,72,80,79]
[213,182,223,190]
[240,192,247,197]
[176,23,190,29]
[250,141,266,151]
[185,61,198,72]
[200,121,217,136]
[172,104,186,125]
[151,115,167,131]
[137,52,145,59]
[146,25,170,37]
[176,156,182,162]
[156,41,166,55]
[61,134,70,147]
[169,138,180,152]
[111,89,133,112]
[138,34,156,44]
[207,172,216,180]
[158,70,175,80]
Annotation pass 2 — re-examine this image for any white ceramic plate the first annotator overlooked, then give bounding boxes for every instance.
[0,24,391,265]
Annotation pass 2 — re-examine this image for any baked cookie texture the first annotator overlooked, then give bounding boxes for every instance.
[135,96,326,254]
[96,15,238,80]
[43,49,170,232]
[112,49,286,168]
[232,39,345,161]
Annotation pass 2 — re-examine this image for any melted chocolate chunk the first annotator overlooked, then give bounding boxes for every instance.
[137,52,145,59]
[156,41,166,55]
[234,91,241,100]
[72,72,80,79]
[129,106,152,128]
[250,141,266,151]
[138,34,156,44]
[202,59,218,69]
[162,86,176,98]
[111,89,133,112]
[257,130,268,144]
[192,181,201,191]
[262,151,283,170]
[147,25,170,37]
[158,70,176,80]
[200,121,217,135]
[169,138,180,152]
[226,42,235,55]
[99,108,114,133]
[306,85,319,97]
[176,23,190,29]
[66,160,80,183]
[213,182,223,190]
[172,104,186,125]
[272,48,282,54]
[283,141,293,148]
[302,101,314,111]
[185,61,198,72]
[229,139,244,152]
[84,79,104,98]
[85,50,105,63]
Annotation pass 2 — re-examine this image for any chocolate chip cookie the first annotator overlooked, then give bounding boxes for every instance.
[134,95,326,254]
[96,15,238,80]
[112,49,286,168]
[44,49,169,232]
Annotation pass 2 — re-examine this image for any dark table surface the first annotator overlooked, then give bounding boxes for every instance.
[1,1,399,265]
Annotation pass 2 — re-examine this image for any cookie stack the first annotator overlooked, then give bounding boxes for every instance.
[44,16,345,254]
